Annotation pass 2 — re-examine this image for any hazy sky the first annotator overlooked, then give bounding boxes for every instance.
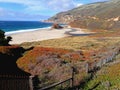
[0,0,109,21]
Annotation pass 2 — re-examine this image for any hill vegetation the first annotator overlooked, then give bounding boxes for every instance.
[47,0,120,30]
[83,53,120,90]
[19,29,120,89]
[0,0,120,89]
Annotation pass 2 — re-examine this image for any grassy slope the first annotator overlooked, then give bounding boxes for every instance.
[19,30,120,89]
[21,30,120,51]
[83,53,120,90]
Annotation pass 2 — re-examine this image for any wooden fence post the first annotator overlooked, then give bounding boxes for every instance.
[29,76,34,90]
[71,67,75,88]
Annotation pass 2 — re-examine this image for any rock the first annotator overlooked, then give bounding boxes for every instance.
[102,81,111,88]
[51,23,63,29]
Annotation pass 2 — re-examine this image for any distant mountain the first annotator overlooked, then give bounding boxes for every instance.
[47,0,120,30]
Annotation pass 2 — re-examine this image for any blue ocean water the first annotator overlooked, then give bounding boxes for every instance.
[0,21,53,35]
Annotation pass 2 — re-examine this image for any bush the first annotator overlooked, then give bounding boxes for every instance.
[0,29,12,46]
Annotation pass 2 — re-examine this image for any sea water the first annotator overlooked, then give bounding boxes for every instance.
[0,21,53,35]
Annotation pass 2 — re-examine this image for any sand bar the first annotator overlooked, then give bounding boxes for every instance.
[6,28,89,44]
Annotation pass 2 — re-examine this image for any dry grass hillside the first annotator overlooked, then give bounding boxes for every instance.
[18,29,120,89]
[47,0,120,30]
[21,30,120,51]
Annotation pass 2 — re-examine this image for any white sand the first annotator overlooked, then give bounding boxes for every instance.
[6,28,88,44]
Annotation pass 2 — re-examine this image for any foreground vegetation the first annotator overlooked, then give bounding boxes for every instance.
[0,28,120,89]
[21,30,120,51]
[18,29,120,89]
[83,53,120,90]
[0,29,12,46]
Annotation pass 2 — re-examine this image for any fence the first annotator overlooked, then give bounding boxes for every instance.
[88,47,120,72]
[33,67,75,90]
[39,77,73,90]
[0,47,119,90]
[0,74,33,90]
[35,47,120,90]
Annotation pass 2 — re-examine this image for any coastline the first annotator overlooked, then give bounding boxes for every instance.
[8,27,90,44]
[5,26,51,35]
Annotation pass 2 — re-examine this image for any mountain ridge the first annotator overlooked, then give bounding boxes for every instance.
[46,0,120,30]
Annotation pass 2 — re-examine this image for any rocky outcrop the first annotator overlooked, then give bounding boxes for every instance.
[51,23,63,29]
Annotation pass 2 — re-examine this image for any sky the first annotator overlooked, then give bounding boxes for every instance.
[0,0,109,21]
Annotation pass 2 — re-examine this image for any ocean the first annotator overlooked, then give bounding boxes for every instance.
[0,21,53,35]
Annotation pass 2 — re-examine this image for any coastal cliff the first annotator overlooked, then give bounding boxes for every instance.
[46,0,120,30]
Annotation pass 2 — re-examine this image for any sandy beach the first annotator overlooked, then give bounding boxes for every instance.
[6,27,89,44]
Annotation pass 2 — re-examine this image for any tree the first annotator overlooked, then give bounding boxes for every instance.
[0,29,12,46]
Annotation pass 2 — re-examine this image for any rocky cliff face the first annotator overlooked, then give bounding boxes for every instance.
[47,0,120,30]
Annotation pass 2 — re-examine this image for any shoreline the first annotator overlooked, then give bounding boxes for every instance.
[5,27,51,35]
[8,27,91,44]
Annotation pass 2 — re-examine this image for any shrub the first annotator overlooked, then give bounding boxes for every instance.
[0,29,12,46]
[17,47,86,73]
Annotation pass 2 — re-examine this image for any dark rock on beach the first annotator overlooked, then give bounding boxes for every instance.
[51,23,63,29]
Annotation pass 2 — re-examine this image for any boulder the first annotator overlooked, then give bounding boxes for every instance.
[51,23,63,29]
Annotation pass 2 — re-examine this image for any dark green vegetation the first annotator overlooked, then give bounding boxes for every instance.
[47,0,120,30]
[0,29,12,46]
